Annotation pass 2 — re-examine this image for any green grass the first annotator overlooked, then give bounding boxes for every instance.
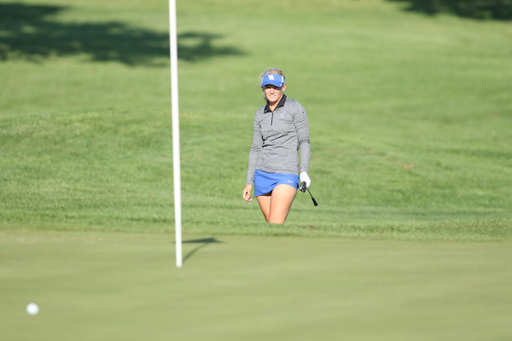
[1,229,512,341]
[2,0,512,239]
[1,1,512,339]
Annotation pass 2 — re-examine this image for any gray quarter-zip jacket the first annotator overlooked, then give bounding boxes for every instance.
[246,95,310,185]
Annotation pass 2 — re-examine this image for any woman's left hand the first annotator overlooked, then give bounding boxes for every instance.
[300,172,311,189]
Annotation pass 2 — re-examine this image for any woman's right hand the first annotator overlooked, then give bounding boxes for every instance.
[243,185,253,202]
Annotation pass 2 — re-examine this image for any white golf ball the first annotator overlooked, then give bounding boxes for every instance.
[26,303,39,315]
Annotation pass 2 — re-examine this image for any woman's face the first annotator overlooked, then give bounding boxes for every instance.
[262,84,286,104]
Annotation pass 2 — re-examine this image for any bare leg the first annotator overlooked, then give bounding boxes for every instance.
[256,193,272,222]
[268,184,297,224]
[256,184,297,224]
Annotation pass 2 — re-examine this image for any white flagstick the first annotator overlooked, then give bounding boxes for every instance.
[169,0,182,268]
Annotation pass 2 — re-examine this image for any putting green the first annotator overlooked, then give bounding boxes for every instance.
[1,229,511,340]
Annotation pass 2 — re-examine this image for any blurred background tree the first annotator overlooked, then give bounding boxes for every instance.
[389,0,512,20]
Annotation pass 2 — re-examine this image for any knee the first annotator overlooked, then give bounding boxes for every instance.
[268,217,285,224]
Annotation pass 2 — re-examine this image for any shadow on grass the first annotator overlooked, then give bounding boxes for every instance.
[387,0,512,20]
[0,3,244,65]
[182,238,223,263]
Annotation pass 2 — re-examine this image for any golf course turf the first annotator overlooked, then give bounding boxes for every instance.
[2,230,512,340]
[1,0,511,339]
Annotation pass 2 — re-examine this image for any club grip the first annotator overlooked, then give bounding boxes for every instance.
[311,197,318,206]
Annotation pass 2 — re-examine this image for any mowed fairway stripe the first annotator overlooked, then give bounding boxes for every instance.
[1,230,511,341]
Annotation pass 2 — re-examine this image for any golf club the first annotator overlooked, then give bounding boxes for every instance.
[300,181,318,206]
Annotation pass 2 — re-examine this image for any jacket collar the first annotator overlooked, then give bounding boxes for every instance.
[264,94,287,113]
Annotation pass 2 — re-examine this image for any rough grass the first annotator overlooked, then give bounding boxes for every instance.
[1,0,512,240]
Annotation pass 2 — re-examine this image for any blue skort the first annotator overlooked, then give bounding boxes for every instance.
[254,170,299,197]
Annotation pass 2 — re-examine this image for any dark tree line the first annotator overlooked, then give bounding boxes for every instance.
[389,0,512,20]
[0,3,244,64]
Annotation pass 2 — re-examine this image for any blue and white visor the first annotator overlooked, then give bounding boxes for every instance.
[261,74,285,88]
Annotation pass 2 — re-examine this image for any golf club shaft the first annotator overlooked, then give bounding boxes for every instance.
[300,182,318,206]
[307,188,318,206]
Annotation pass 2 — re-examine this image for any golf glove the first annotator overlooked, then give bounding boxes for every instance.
[300,172,311,189]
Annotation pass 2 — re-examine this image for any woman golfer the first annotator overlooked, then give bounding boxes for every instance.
[242,68,311,224]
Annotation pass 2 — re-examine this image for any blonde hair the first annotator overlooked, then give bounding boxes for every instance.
[260,68,286,80]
